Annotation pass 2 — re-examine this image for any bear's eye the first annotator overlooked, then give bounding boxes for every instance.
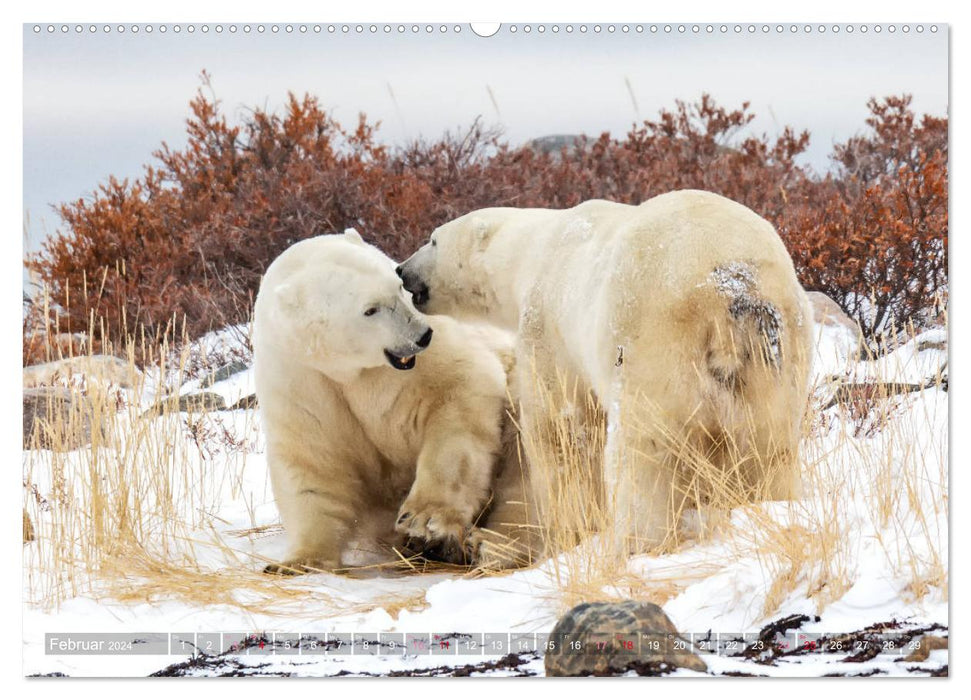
[363,306,379,317]
[431,238,437,247]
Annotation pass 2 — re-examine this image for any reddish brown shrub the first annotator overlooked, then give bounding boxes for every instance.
[781,96,948,338]
[25,80,947,360]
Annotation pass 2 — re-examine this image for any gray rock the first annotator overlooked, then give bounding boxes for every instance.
[23,354,138,390]
[525,134,584,157]
[176,392,227,412]
[544,601,707,676]
[916,338,947,353]
[140,392,228,420]
[228,394,258,411]
[200,360,250,389]
[23,387,93,450]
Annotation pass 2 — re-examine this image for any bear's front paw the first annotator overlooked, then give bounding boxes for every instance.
[395,500,472,563]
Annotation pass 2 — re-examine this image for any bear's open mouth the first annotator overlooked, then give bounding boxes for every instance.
[410,286,429,308]
[384,350,417,370]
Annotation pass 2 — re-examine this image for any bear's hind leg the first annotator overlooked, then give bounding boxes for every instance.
[467,442,543,570]
[514,352,603,552]
[755,448,803,502]
[604,398,684,556]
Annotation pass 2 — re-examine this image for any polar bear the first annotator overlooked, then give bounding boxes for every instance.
[254,230,535,574]
[398,190,814,553]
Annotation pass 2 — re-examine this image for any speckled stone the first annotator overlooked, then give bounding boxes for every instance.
[544,600,707,676]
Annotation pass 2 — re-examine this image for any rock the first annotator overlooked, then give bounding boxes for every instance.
[140,392,228,420]
[916,338,947,353]
[176,392,227,412]
[228,394,258,411]
[22,357,130,450]
[23,355,139,390]
[23,510,35,543]
[807,292,862,339]
[525,134,583,156]
[544,601,707,676]
[200,360,250,389]
[23,387,93,450]
[904,634,948,662]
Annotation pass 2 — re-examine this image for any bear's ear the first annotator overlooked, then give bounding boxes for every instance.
[343,228,366,246]
[274,282,303,313]
[471,218,493,250]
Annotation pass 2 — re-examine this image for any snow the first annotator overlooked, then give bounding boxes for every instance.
[22,320,948,677]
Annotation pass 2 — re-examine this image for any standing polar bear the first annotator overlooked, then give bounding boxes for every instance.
[254,230,534,574]
[398,190,814,553]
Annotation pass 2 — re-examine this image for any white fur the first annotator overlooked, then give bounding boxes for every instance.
[400,190,814,553]
[254,232,531,572]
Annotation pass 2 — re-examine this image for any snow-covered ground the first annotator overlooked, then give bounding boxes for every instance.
[22,316,948,677]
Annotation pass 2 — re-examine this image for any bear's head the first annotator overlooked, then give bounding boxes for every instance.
[396,215,501,324]
[258,230,433,381]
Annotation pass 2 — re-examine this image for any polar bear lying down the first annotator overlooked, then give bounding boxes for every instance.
[398,190,814,553]
[254,231,536,574]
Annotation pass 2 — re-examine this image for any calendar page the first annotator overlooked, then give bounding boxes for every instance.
[21,14,949,679]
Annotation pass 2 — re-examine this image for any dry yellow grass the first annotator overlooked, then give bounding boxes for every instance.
[22,299,947,625]
[517,310,947,619]
[727,317,946,618]
[21,309,504,616]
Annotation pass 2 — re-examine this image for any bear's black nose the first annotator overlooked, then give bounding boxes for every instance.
[416,328,433,348]
[394,265,403,277]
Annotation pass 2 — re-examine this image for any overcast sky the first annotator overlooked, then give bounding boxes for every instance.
[23,23,948,258]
